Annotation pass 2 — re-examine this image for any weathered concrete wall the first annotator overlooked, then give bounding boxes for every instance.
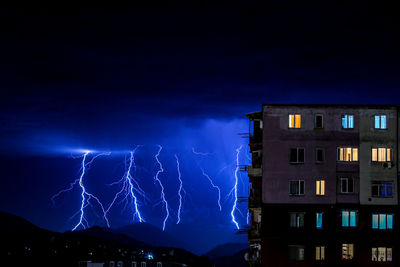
[262,105,360,204]
[359,108,398,205]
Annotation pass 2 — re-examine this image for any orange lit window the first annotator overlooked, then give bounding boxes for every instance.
[372,148,392,162]
[289,114,301,128]
[337,147,358,162]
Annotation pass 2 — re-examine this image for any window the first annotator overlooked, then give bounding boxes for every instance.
[289,114,301,128]
[372,214,393,229]
[316,213,323,229]
[342,115,354,129]
[372,182,393,197]
[315,246,325,261]
[340,178,354,193]
[289,245,304,261]
[371,148,392,162]
[315,148,325,163]
[374,115,387,129]
[342,244,354,260]
[290,212,305,228]
[157,263,162,267]
[342,210,357,227]
[337,147,358,162]
[372,247,392,262]
[141,263,146,267]
[290,148,305,163]
[316,180,325,196]
[290,180,305,196]
[315,114,323,129]
[132,263,137,267]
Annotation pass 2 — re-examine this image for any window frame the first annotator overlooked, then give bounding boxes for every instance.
[341,114,354,129]
[288,245,305,261]
[340,177,354,194]
[337,147,359,162]
[374,114,387,130]
[288,114,302,129]
[289,180,305,196]
[316,180,325,196]
[290,147,305,164]
[314,114,324,129]
[341,210,357,227]
[342,243,354,260]
[371,181,393,198]
[372,247,392,262]
[315,148,325,163]
[289,212,305,228]
[315,246,326,261]
[371,147,392,162]
[372,214,393,230]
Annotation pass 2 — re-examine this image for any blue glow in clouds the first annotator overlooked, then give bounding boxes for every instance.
[154,145,170,231]
[175,154,184,224]
[231,146,242,230]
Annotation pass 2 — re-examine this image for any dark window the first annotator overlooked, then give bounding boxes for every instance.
[315,114,323,128]
[289,245,305,261]
[290,212,305,228]
[340,178,354,193]
[290,180,305,195]
[315,148,325,163]
[372,182,393,197]
[290,148,305,163]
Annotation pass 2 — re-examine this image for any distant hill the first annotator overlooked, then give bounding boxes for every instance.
[212,248,248,267]
[0,212,212,267]
[206,242,249,259]
[115,223,190,250]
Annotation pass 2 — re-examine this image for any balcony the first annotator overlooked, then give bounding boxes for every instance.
[248,166,262,177]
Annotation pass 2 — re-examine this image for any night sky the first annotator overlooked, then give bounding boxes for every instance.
[1,5,400,254]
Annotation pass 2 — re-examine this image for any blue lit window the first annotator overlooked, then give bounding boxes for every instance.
[372,214,393,229]
[342,115,354,129]
[342,210,357,227]
[316,213,323,229]
[374,115,387,129]
[372,182,393,197]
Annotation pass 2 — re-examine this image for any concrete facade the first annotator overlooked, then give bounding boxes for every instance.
[246,104,400,267]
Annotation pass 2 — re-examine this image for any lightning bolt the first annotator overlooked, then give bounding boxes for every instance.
[105,148,145,223]
[154,145,169,231]
[231,145,242,230]
[192,147,222,211]
[51,151,111,230]
[175,154,184,224]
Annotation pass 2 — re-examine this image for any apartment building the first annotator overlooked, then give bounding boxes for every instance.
[246,104,399,266]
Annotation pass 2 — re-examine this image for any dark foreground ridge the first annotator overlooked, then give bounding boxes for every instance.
[0,212,215,267]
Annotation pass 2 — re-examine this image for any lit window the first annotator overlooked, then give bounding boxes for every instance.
[289,245,304,261]
[289,180,305,196]
[289,114,301,128]
[342,115,354,129]
[372,214,393,229]
[316,180,325,196]
[372,182,393,197]
[141,263,146,267]
[342,244,354,260]
[315,148,325,163]
[315,246,325,261]
[316,213,323,229]
[342,210,357,227]
[289,212,305,228]
[340,178,354,193]
[337,147,358,162]
[372,247,392,262]
[290,148,305,163]
[374,115,387,129]
[371,148,392,162]
[315,114,323,129]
